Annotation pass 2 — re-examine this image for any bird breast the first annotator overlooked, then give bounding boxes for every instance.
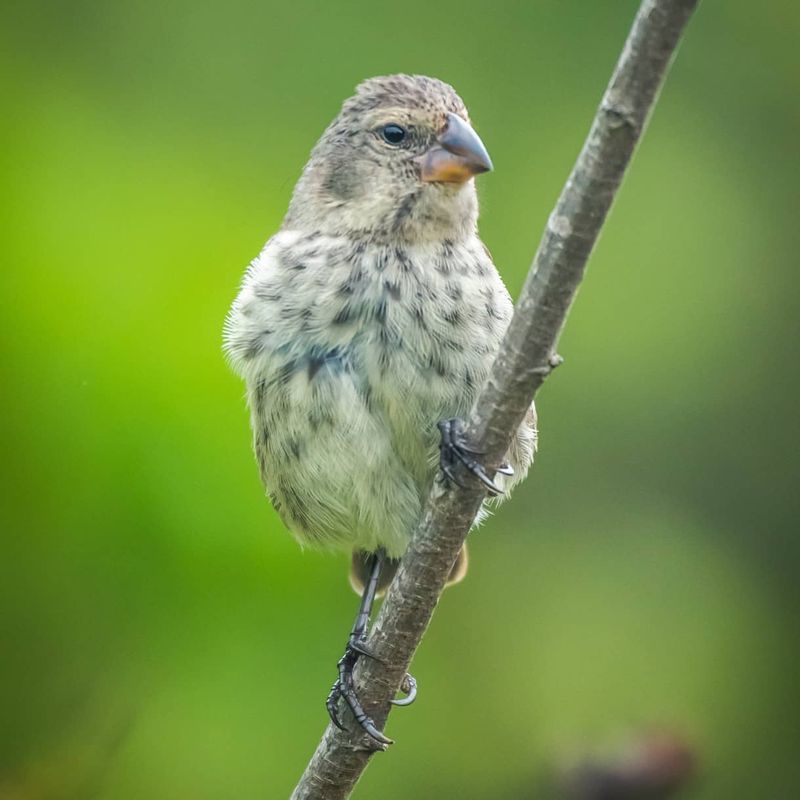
[226,229,512,426]
[223,229,516,551]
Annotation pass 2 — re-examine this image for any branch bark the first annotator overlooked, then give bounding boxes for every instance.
[291,1,699,797]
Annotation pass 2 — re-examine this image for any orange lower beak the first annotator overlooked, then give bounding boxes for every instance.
[420,112,493,184]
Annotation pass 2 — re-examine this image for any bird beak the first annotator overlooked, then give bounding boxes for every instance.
[420,112,493,184]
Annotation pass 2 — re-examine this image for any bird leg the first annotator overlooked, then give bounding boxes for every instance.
[438,418,509,495]
[326,550,417,746]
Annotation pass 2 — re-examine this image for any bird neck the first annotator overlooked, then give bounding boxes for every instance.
[283,168,479,246]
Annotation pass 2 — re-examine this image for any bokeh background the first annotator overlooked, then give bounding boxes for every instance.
[1,1,798,798]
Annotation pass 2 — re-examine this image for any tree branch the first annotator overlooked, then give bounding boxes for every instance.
[291,2,699,797]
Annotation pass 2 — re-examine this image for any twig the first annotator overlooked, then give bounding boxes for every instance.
[290,2,699,797]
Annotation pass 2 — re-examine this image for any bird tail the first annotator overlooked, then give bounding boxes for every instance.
[349,544,468,596]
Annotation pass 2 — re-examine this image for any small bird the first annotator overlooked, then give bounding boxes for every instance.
[224,74,536,743]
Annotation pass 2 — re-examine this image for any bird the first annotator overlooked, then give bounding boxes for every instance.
[223,74,536,744]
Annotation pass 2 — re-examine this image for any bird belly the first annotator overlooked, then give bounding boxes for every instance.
[247,356,425,558]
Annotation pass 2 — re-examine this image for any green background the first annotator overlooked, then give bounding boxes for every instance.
[1,1,798,798]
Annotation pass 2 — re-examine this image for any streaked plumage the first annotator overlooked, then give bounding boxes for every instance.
[224,74,536,577]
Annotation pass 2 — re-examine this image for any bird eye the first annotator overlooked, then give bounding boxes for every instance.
[381,124,407,145]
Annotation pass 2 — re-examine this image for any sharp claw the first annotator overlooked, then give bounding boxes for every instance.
[340,685,393,745]
[453,448,503,494]
[391,697,415,707]
[326,682,346,730]
[340,676,393,745]
[329,711,346,731]
[391,673,417,707]
[358,715,394,746]
[329,638,396,745]
[441,462,469,490]
[469,464,503,495]
[438,417,505,495]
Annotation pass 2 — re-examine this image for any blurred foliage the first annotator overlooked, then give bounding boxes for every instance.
[1,1,798,798]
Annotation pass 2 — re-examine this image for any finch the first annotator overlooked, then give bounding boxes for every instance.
[224,74,536,743]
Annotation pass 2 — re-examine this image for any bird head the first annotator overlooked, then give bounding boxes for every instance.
[283,75,492,244]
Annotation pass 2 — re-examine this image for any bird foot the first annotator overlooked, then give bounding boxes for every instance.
[438,418,507,496]
[326,635,417,746]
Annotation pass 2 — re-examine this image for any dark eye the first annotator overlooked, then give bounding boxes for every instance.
[381,124,407,145]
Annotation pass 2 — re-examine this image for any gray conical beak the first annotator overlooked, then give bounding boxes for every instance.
[420,112,493,184]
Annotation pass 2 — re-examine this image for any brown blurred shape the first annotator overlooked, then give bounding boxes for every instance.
[558,732,698,800]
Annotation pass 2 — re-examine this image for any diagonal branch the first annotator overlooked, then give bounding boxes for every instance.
[291,1,699,797]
